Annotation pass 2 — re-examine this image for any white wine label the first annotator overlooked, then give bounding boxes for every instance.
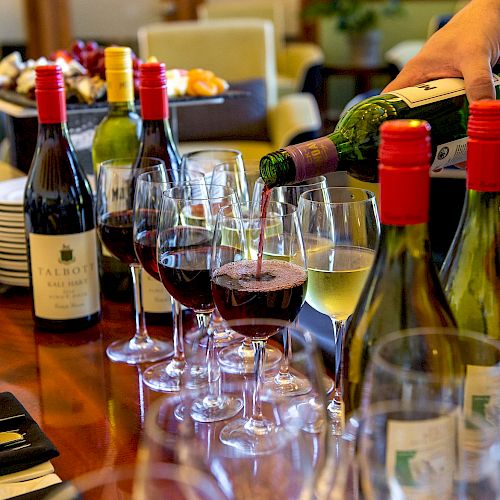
[431,137,468,171]
[388,76,500,108]
[385,415,455,499]
[141,271,171,313]
[29,230,100,320]
[457,364,500,481]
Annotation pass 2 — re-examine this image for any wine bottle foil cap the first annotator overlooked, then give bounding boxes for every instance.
[379,120,430,225]
[35,65,66,124]
[467,100,500,191]
[468,100,500,139]
[104,46,132,70]
[140,62,166,88]
[379,119,431,166]
[139,62,169,120]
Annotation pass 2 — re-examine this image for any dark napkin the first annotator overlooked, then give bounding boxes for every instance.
[0,392,59,475]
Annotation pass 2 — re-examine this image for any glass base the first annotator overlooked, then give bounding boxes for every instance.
[184,328,243,349]
[219,417,291,456]
[190,395,243,423]
[218,343,282,374]
[106,337,173,365]
[142,358,184,393]
[263,371,312,397]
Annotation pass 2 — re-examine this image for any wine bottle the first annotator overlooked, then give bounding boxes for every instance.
[24,65,101,331]
[341,119,457,415]
[259,76,500,187]
[92,46,141,301]
[135,61,181,178]
[440,100,500,339]
[135,60,180,322]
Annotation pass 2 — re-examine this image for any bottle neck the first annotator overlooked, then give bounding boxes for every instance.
[106,69,134,105]
[107,100,136,115]
[37,122,69,140]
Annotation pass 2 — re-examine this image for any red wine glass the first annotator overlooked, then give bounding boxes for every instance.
[157,183,243,422]
[210,201,308,454]
[96,157,172,364]
[133,168,205,391]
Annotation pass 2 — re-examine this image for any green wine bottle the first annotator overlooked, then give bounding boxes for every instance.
[260,77,500,187]
[341,119,457,416]
[440,100,500,339]
[92,46,141,301]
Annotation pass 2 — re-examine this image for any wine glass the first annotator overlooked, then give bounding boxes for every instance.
[46,463,228,499]
[183,149,249,347]
[298,187,379,434]
[332,399,500,500]
[211,202,309,454]
[355,328,500,498]
[252,175,332,396]
[157,183,243,422]
[96,157,172,364]
[141,320,330,499]
[133,168,205,391]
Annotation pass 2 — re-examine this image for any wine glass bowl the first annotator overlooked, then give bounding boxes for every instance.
[95,156,173,364]
[298,187,380,434]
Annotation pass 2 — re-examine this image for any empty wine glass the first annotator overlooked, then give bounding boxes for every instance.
[96,157,172,364]
[332,399,500,500]
[183,149,249,348]
[157,183,242,422]
[253,176,332,396]
[133,168,205,391]
[298,187,379,434]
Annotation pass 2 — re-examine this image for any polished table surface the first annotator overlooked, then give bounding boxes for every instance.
[0,286,191,480]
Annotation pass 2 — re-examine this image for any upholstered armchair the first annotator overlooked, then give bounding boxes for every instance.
[137,18,322,171]
[197,0,325,100]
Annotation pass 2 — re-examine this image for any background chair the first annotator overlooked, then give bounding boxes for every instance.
[137,18,322,173]
[197,0,325,100]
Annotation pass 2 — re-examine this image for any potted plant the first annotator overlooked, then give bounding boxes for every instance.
[303,0,403,67]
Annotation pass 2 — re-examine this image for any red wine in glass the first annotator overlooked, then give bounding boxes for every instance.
[98,209,137,264]
[135,228,160,279]
[211,259,307,339]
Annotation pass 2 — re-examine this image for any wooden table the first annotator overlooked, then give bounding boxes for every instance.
[0,286,196,480]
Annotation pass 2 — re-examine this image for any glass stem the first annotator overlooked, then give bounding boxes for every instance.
[197,312,219,403]
[172,297,185,364]
[276,328,292,379]
[331,317,346,405]
[250,340,266,426]
[130,264,149,343]
[238,337,254,359]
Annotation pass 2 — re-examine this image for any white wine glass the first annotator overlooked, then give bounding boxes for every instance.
[96,156,172,364]
[298,187,379,434]
[133,168,205,391]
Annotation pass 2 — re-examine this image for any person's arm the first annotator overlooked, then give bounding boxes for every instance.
[383,0,500,101]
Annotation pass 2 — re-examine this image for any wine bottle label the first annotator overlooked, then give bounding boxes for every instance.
[141,271,172,313]
[385,415,455,499]
[456,364,500,481]
[388,76,500,108]
[29,230,100,320]
[284,137,339,182]
[431,138,468,172]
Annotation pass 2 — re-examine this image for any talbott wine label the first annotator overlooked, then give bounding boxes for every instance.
[29,229,100,320]
[385,415,455,499]
[141,271,171,314]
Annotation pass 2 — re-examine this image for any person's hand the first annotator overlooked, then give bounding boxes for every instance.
[384,0,500,102]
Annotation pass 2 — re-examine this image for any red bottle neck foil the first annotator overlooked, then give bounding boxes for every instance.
[378,119,431,226]
[467,100,500,192]
[139,62,169,121]
[35,65,66,124]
